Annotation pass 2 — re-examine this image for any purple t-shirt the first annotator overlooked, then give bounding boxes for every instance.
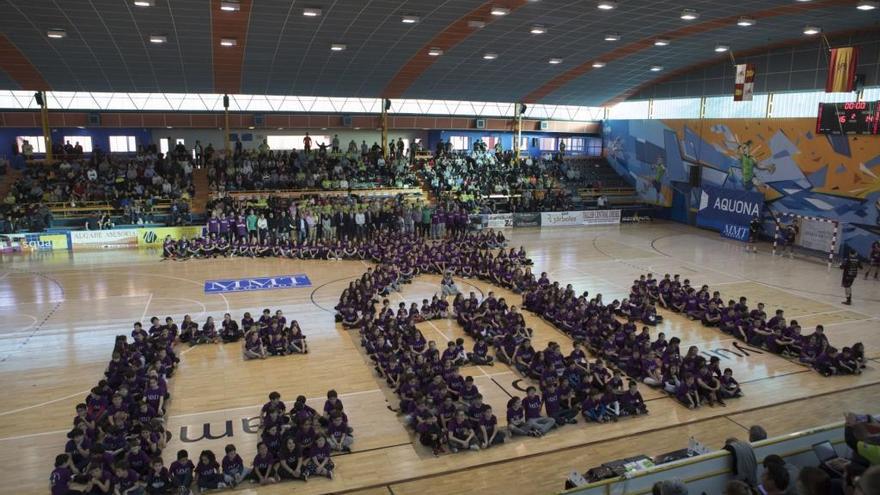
[50,467,72,495]
[523,395,543,419]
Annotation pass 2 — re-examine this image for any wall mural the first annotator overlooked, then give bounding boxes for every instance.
[603,118,880,258]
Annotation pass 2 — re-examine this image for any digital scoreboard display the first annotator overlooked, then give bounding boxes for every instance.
[816,101,880,135]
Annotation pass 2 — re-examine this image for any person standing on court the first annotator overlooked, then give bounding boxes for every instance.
[840,250,862,305]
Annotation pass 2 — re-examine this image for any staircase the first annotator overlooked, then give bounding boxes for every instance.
[190,167,210,215]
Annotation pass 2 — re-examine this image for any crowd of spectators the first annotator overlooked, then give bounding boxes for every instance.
[206,137,418,193]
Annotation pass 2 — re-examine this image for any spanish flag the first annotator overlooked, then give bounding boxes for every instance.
[825,47,859,93]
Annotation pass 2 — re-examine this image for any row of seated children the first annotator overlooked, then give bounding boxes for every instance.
[164,233,383,261]
[50,318,181,495]
[335,229,531,326]
[170,309,309,358]
[637,273,866,376]
[516,275,743,409]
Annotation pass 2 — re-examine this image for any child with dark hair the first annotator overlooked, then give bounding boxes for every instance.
[169,449,194,493]
[220,313,243,343]
[222,444,249,486]
[250,442,278,485]
[306,436,335,479]
[194,449,227,491]
[145,457,172,494]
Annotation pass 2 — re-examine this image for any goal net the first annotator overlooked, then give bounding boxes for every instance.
[771,212,840,267]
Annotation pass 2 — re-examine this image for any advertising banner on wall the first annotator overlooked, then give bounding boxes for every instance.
[513,213,541,227]
[541,211,583,227]
[70,229,139,249]
[696,185,763,241]
[582,209,622,225]
[485,214,514,229]
[0,232,70,253]
[541,210,623,227]
[137,226,205,247]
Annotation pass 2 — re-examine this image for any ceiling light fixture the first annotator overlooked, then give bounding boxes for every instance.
[857,0,877,9]
[650,65,664,72]
[604,32,620,41]
[530,25,547,34]
[597,0,617,10]
[401,15,420,23]
[468,20,486,29]
[654,39,670,46]
[714,44,730,52]
[680,8,699,20]
[220,0,240,11]
[490,6,510,15]
[737,16,755,27]
[592,61,606,68]
[302,7,322,16]
[803,25,821,35]
[483,52,498,60]
[428,47,444,56]
[47,28,67,39]
[220,38,237,47]
[133,0,155,6]
[330,43,347,51]
[149,34,167,44]
[548,58,563,64]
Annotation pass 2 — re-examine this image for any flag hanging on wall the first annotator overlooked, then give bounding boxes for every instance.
[825,47,860,93]
[734,64,756,101]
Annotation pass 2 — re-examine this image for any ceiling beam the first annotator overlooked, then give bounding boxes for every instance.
[382,0,528,99]
[211,0,253,94]
[0,34,49,90]
[520,0,862,104]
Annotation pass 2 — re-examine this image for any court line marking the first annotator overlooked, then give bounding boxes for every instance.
[140,292,154,322]
[166,388,383,420]
[0,389,90,417]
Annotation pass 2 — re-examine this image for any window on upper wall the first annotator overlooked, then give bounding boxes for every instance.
[63,136,93,153]
[519,136,529,151]
[449,136,469,151]
[483,136,500,150]
[159,138,170,155]
[16,136,46,153]
[538,137,556,151]
[109,135,137,153]
[559,137,586,152]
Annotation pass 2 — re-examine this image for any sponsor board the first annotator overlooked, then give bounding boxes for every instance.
[582,209,622,226]
[721,223,750,242]
[138,226,205,247]
[485,213,514,229]
[541,210,623,227]
[204,274,312,294]
[541,211,583,227]
[513,212,541,227]
[70,229,139,249]
[0,232,70,252]
[696,185,763,241]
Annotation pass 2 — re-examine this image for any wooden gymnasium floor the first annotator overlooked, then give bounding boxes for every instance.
[1,221,879,495]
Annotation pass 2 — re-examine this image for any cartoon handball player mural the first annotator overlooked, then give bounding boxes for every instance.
[731,139,776,191]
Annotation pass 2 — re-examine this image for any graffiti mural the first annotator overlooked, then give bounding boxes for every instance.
[603,118,880,257]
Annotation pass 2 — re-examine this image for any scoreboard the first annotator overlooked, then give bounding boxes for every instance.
[816,101,880,135]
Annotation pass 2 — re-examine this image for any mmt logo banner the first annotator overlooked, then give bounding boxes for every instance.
[204,274,312,293]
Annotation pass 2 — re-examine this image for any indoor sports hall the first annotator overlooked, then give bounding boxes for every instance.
[1,1,879,495]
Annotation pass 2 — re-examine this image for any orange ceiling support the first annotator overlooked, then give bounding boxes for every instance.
[0,34,49,90]
[521,0,859,104]
[382,0,528,99]
[211,0,253,94]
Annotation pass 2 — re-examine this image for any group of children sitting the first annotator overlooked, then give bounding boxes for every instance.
[50,318,179,495]
[637,273,867,377]
[220,390,353,487]
[49,309,315,495]
[163,309,308,359]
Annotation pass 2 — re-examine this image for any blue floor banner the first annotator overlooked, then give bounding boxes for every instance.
[204,274,312,293]
[696,185,763,242]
